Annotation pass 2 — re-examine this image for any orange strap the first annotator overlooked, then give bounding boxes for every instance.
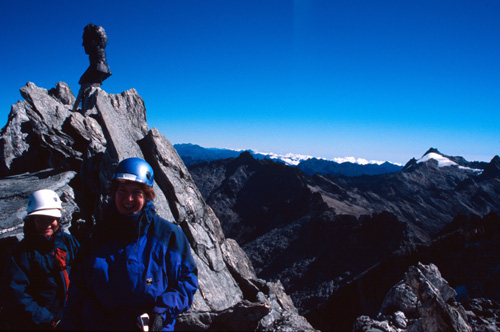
[54,248,70,294]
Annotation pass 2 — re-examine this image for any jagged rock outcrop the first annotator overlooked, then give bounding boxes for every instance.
[418,212,500,305]
[353,263,483,332]
[305,212,500,331]
[0,82,315,331]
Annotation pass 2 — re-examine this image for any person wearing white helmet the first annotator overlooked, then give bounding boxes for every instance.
[27,189,63,238]
[62,158,198,331]
[2,189,80,330]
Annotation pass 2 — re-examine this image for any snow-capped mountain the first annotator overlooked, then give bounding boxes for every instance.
[253,151,395,167]
[407,148,485,173]
[417,152,482,172]
[249,151,315,166]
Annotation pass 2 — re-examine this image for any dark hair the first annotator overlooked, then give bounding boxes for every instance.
[83,24,108,49]
[110,179,155,202]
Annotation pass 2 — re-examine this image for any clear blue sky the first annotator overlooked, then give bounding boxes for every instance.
[1,0,498,165]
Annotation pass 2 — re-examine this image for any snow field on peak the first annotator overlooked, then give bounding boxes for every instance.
[418,152,458,167]
[417,152,482,173]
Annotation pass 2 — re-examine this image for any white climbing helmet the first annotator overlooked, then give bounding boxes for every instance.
[27,189,62,218]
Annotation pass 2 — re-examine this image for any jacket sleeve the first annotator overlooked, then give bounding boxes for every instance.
[61,259,86,330]
[154,225,198,318]
[5,252,57,326]
[61,232,92,330]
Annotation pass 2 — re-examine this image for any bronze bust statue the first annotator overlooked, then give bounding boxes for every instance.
[73,24,112,111]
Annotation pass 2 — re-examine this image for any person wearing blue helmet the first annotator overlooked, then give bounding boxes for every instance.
[62,158,198,331]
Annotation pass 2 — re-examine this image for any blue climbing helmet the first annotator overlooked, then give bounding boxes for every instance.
[112,157,154,187]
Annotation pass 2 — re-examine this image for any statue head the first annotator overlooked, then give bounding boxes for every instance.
[82,24,108,54]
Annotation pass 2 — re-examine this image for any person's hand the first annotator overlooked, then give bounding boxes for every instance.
[149,312,163,332]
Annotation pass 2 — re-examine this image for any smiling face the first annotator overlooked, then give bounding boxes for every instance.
[114,181,146,215]
[33,216,60,238]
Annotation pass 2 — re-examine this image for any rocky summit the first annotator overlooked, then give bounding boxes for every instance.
[0,82,315,331]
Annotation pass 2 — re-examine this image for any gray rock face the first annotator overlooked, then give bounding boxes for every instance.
[0,82,315,331]
[354,263,474,332]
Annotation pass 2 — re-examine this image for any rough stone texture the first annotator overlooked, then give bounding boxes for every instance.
[0,82,316,331]
[0,82,80,175]
[353,263,474,332]
[380,281,419,318]
[404,263,472,332]
[461,298,500,332]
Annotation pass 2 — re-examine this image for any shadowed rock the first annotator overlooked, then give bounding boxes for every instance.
[354,263,477,332]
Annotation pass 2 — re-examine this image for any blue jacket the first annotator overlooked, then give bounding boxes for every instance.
[2,221,80,330]
[62,201,198,331]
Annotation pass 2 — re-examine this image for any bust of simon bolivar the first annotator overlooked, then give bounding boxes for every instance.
[73,24,112,111]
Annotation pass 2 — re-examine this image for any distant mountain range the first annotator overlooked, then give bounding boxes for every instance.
[174,143,403,176]
[186,147,500,330]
